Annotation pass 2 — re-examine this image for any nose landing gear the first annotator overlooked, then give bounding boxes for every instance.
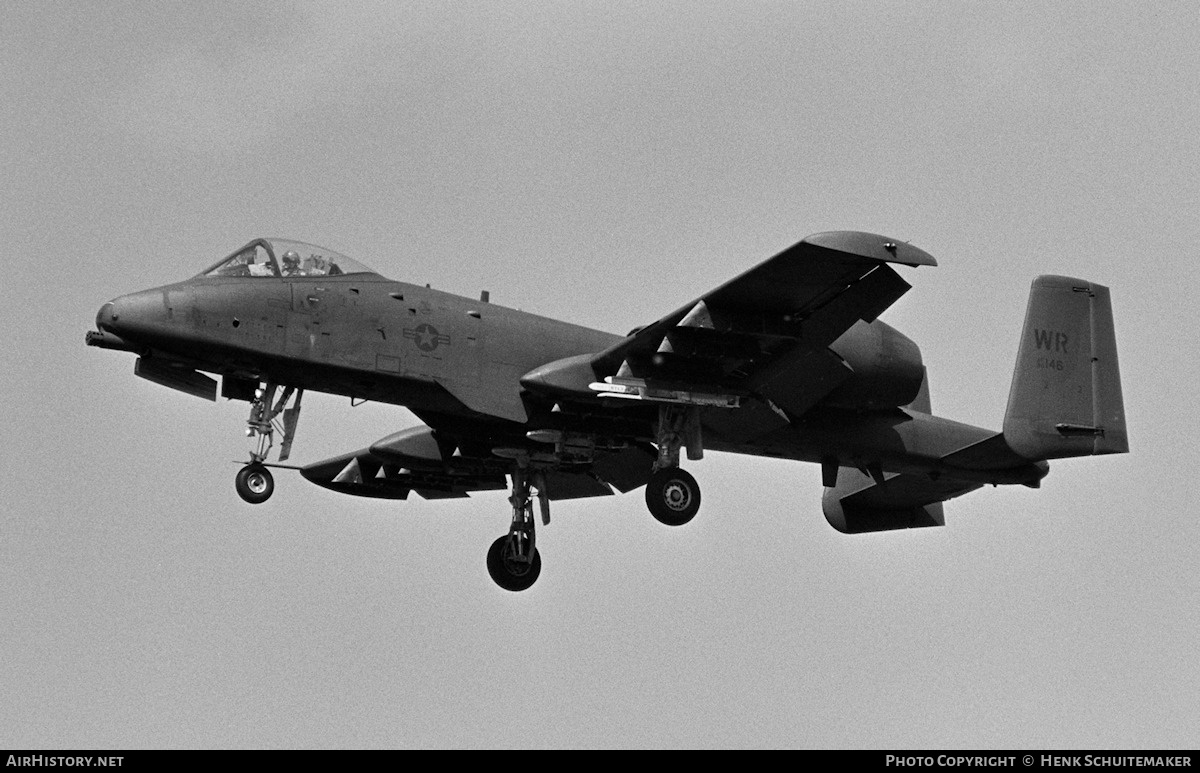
[235,463,274,504]
[234,383,302,504]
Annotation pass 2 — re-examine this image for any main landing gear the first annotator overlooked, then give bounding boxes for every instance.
[487,464,547,592]
[235,382,302,504]
[483,407,707,590]
[644,405,703,526]
[645,467,701,526]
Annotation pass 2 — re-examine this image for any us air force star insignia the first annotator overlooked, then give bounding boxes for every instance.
[403,323,450,352]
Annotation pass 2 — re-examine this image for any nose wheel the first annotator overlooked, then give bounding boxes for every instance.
[235,463,275,504]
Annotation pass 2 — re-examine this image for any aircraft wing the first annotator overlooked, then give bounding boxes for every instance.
[299,441,655,501]
[588,231,936,417]
[300,449,505,500]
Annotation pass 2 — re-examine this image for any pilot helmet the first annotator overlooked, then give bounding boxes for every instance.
[282,250,300,265]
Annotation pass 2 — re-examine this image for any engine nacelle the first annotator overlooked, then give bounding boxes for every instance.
[822,320,925,410]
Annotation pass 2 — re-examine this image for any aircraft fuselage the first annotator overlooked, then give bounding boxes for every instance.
[95,272,1037,486]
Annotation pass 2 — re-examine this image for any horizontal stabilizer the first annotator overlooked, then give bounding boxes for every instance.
[823,466,975,534]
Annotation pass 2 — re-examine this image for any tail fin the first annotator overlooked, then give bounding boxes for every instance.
[1003,275,1128,460]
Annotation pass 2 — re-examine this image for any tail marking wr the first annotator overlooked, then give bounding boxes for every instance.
[1033,328,1069,353]
[1034,328,1070,371]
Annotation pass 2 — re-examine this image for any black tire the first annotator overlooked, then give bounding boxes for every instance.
[486,535,541,592]
[645,467,701,526]
[235,464,274,504]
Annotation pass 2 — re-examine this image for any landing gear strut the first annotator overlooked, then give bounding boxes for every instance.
[235,382,302,504]
[487,464,546,591]
[646,405,703,526]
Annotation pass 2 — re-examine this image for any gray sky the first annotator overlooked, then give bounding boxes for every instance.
[3,0,1197,749]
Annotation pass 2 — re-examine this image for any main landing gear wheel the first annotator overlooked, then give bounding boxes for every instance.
[487,535,541,592]
[235,463,274,504]
[645,467,701,526]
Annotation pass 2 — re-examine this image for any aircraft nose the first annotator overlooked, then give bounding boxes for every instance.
[96,301,115,332]
[95,289,173,343]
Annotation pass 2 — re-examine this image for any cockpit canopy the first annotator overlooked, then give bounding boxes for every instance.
[201,238,377,279]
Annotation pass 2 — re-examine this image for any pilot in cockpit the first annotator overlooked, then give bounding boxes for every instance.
[281,251,305,277]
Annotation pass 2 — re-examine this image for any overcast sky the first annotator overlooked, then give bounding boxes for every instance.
[3,1,1197,749]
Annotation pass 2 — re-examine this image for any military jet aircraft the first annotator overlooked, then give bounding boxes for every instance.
[87,232,1127,591]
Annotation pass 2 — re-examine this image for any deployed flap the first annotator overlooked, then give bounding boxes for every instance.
[589,232,935,416]
[543,471,613,500]
[590,443,657,493]
[745,346,853,419]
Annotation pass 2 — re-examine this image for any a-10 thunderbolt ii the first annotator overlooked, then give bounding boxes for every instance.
[87,232,1128,591]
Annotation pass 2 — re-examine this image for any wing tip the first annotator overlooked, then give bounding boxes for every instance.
[803,231,938,267]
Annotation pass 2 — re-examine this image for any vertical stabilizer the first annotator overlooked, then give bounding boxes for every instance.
[1003,275,1128,460]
